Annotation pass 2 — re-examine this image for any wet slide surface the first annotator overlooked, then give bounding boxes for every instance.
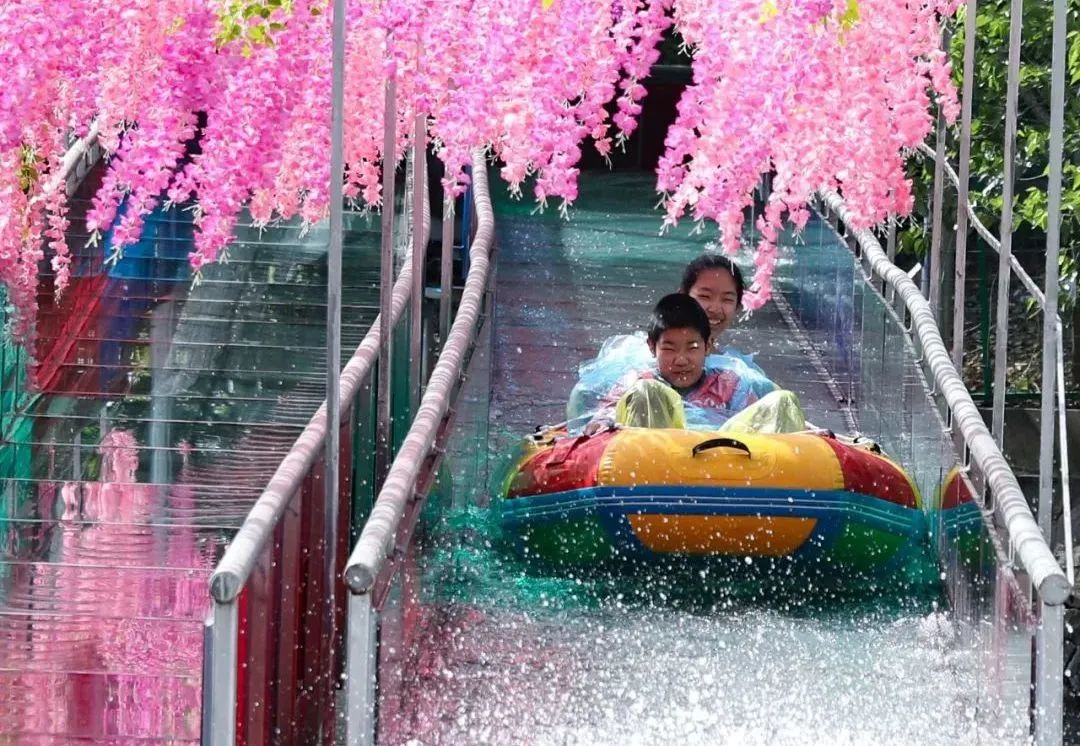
[378,173,1010,745]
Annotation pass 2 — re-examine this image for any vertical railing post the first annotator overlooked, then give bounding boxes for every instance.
[1038,0,1067,544]
[439,194,454,344]
[410,114,427,409]
[1034,600,1064,745]
[928,30,948,321]
[323,0,348,732]
[377,76,399,486]
[207,599,239,746]
[885,218,897,302]
[345,592,378,746]
[460,170,474,278]
[201,613,214,745]
[952,0,978,372]
[991,0,1024,446]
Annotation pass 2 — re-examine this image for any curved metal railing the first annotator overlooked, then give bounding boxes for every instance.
[915,140,1074,588]
[341,152,493,746]
[203,155,429,744]
[822,190,1069,605]
[208,184,428,606]
[345,153,492,592]
[821,188,1067,746]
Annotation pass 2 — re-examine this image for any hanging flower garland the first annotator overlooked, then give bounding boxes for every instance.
[0,0,959,343]
[661,0,960,307]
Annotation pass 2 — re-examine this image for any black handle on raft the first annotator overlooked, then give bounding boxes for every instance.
[692,437,752,458]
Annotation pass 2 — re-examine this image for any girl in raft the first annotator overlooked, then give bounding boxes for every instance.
[679,253,745,355]
[581,293,808,434]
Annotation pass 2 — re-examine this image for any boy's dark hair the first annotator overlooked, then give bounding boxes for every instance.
[679,253,745,308]
[647,293,712,345]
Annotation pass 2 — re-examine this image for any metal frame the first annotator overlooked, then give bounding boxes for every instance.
[377,77,399,487]
[345,591,378,745]
[206,595,239,743]
[822,191,1069,744]
[914,0,1074,592]
[342,152,494,745]
[410,114,428,411]
[323,0,347,719]
[950,0,978,373]
[928,29,948,322]
[824,191,1069,604]
[1035,0,1071,733]
[204,174,430,746]
[991,0,1025,448]
[345,153,493,595]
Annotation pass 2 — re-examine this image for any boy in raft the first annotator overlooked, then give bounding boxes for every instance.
[587,293,803,432]
[567,253,770,423]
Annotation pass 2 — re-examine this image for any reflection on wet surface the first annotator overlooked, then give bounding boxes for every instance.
[0,186,381,739]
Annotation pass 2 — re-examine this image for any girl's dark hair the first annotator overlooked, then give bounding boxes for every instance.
[679,253,745,307]
[647,293,712,345]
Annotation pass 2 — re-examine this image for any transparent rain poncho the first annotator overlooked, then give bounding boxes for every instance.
[720,389,807,434]
[566,333,786,432]
[614,379,688,429]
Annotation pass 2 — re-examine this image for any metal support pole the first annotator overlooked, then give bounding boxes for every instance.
[323,0,347,722]
[439,194,454,343]
[345,592,378,746]
[952,0,978,372]
[376,77,398,485]
[207,600,239,746]
[1038,0,1067,542]
[201,614,214,744]
[886,219,897,302]
[991,0,1024,446]
[929,31,948,321]
[410,114,427,411]
[920,196,932,300]
[1034,600,1064,745]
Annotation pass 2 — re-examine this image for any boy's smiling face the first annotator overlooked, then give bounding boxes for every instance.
[648,327,708,388]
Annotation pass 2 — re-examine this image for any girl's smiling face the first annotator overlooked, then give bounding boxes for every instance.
[687,267,739,339]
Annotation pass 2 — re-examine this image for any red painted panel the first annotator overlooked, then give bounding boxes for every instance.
[243,550,273,746]
[32,273,108,393]
[273,487,303,743]
[235,587,250,746]
[297,466,327,741]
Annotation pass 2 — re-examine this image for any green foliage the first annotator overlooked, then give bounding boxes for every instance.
[17,145,39,194]
[901,0,1080,304]
[215,0,297,54]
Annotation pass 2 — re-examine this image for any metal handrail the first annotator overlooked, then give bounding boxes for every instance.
[344,151,493,594]
[915,140,1074,586]
[209,181,430,604]
[821,190,1071,605]
[55,121,101,194]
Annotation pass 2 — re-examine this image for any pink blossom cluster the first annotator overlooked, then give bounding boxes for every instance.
[662,0,960,307]
[0,0,959,340]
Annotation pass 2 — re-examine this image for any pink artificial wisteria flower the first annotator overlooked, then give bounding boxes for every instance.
[0,0,960,339]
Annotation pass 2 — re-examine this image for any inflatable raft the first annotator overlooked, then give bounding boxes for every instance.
[497,426,929,579]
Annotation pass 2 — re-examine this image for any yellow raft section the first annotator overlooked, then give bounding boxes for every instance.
[595,429,843,556]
